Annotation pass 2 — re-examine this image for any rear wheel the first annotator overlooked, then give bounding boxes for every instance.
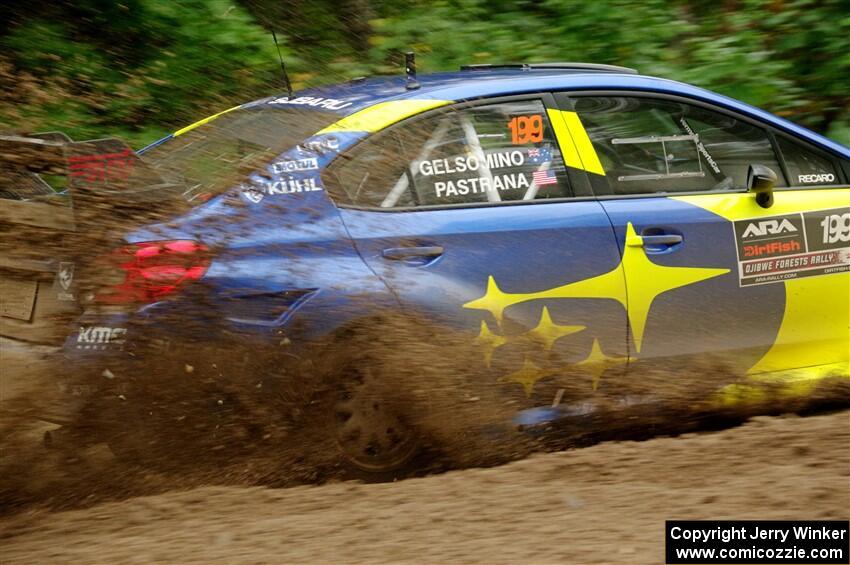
[331,365,419,475]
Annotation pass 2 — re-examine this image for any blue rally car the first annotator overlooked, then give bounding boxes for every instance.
[52,62,849,475]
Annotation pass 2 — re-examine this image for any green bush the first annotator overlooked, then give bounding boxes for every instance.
[0,0,289,146]
[0,0,847,147]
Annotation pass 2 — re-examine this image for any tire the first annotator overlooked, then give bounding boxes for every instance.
[302,313,529,480]
[307,338,422,481]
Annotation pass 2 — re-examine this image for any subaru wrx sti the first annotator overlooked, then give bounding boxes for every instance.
[26,62,850,474]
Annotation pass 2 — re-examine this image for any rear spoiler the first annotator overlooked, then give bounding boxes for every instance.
[0,133,185,344]
[0,133,182,234]
[0,133,155,199]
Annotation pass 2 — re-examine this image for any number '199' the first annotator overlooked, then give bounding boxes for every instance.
[820,212,850,244]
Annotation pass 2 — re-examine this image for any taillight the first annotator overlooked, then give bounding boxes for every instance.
[96,240,210,304]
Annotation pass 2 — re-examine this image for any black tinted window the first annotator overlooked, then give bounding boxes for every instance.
[776,136,843,186]
[574,96,785,195]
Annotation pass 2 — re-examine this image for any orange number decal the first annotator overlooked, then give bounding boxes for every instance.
[508,115,544,144]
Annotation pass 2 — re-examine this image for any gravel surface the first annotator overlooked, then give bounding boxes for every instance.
[2,410,847,564]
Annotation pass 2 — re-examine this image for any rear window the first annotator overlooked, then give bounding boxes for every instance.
[140,106,338,204]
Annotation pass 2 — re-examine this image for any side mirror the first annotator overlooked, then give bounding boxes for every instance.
[747,164,777,208]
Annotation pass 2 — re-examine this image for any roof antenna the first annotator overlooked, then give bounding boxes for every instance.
[405,51,420,90]
[271,29,293,99]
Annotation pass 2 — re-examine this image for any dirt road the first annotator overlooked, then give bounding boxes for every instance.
[2,409,847,564]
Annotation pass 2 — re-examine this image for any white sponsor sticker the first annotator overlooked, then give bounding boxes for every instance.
[265,176,322,195]
[798,173,836,184]
[240,174,323,203]
[297,138,340,154]
[76,326,127,350]
[272,157,319,173]
[741,218,798,239]
[418,151,525,177]
[242,188,264,204]
[269,96,353,111]
[435,172,529,198]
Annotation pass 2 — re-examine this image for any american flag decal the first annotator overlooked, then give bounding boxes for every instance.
[532,169,557,186]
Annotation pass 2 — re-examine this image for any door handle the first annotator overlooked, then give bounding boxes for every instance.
[382,246,444,262]
[626,233,683,248]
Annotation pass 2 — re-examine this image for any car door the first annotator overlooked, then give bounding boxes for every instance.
[323,96,630,405]
[560,92,850,382]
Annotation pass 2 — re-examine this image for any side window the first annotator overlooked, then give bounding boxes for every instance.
[573,96,786,195]
[324,99,572,208]
[775,135,843,187]
[323,130,416,207]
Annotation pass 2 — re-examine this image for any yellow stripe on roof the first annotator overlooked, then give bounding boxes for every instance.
[173,105,242,137]
[317,99,451,134]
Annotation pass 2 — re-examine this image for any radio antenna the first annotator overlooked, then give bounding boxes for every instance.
[405,52,420,90]
[271,29,293,99]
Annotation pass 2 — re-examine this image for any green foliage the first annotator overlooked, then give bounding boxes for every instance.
[0,0,847,147]
[0,0,287,146]
[358,0,849,143]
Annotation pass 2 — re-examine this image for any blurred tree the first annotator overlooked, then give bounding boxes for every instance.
[0,0,287,145]
[0,0,847,146]
[353,0,849,140]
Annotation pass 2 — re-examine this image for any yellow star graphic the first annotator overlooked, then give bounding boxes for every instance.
[500,357,553,396]
[464,223,729,353]
[463,266,624,323]
[528,306,585,350]
[475,320,506,367]
[576,338,627,390]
